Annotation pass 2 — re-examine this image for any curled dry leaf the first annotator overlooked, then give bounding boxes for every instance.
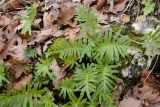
[119,97,142,107]
[13,74,33,90]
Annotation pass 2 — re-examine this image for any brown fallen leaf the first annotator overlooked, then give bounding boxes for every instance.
[59,2,75,26]
[13,74,33,90]
[65,27,80,40]
[112,0,127,13]
[10,64,26,79]
[51,60,66,80]
[0,31,7,53]
[119,97,142,107]
[0,15,13,27]
[43,12,54,28]
[96,0,107,10]
[6,37,28,63]
[83,0,94,5]
[137,82,160,105]
[141,69,155,86]
[5,0,23,10]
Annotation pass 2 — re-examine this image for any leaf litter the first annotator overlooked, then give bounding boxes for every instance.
[0,0,160,106]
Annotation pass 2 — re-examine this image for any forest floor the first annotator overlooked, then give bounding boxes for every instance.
[0,0,160,107]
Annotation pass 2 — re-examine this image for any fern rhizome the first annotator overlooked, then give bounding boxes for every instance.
[2,4,158,107]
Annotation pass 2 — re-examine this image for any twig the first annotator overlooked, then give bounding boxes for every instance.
[121,0,133,13]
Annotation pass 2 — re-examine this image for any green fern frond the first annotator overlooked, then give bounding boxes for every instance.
[25,47,37,59]
[92,60,118,105]
[58,77,75,99]
[75,64,98,101]
[143,26,160,47]
[48,38,82,60]
[76,5,99,33]
[63,93,86,107]
[94,30,138,62]
[0,82,45,107]
[0,60,9,86]
[21,5,37,35]
[35,58,55,81]
[142,0,155,16]
[39,92,58,107]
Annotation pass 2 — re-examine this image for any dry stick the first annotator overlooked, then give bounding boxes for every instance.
[120,0,133,13]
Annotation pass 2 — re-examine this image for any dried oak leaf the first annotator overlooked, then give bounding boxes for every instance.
[59,2,76,26]
[7,37,28,64]
[13,74,32,90]
[119,97,142,107]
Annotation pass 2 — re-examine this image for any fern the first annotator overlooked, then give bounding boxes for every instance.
[142,0,155,16]
[21,5,37,35]
[94,30,138,62]
[75,64,98,101]
[57,77,75,99]
[0,60,9,86]
[60,93,86,107]
[92,60,118,105]
[76,5,99,33]
[38,92,58,107]
[0,82,46,107]
[142,26,160,56]
[48,38,82,61]
[25,47,37,59]
[35,57,55,81]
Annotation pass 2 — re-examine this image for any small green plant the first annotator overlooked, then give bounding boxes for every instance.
[141,0,155,16]
[0,60,9,86]
[76,5,99,33]
[35,57,55,81]
[20,5,37,35]
[57,77,75,99]
[0,82,44,107]
[25,47,37,58]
